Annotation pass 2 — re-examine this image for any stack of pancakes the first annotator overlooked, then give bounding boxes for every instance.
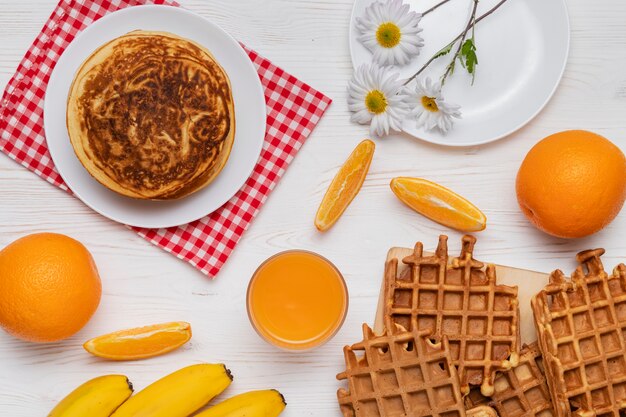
[67,30,235,200]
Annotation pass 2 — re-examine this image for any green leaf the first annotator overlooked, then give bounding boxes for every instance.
[460,38,478,83]
[433,41,455,60]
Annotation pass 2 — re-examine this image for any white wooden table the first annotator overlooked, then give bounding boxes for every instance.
[1,1,625,415]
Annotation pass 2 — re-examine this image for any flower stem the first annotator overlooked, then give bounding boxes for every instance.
[403,0,510,86]
[422,0,454,16]
[440,0,479,85]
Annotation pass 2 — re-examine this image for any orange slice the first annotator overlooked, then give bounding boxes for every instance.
[315,140,375,231]
[83,321,191,361]
[390,177,487,232]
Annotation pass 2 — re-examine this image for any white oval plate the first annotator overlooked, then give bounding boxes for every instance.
[44,5,266,228]
[349,0,570,146]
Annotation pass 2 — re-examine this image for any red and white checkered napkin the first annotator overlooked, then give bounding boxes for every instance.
[0,0,332,278]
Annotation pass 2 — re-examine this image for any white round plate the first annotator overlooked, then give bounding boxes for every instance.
[44,5,266,228]
[349,0,570,146]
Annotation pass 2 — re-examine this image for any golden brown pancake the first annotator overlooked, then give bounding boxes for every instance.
[67,30,235,200]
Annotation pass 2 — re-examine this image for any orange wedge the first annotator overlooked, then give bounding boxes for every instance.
[315,140,375,231]
[83,321,191,361]
[390,177,487,232]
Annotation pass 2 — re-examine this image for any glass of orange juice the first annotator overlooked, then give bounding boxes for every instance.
[246,250,348,350]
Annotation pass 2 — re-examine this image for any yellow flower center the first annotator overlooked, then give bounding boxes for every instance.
[365,90,388,114]
[421,96,439,112]
[376,22,402,48]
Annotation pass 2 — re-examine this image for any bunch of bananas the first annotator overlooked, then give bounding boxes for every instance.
[48,363,286,417]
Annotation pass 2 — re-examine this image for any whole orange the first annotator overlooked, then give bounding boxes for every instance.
[516,130,626,238]
[0,233,101,342]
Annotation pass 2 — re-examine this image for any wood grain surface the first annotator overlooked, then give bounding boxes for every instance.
[1,0,625,415]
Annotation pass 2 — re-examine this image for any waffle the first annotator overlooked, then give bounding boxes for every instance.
[337,323,466,417]
[465,343,555,417]
[467,406,498,417]
[383,235,521,397]
[531,249,626,417]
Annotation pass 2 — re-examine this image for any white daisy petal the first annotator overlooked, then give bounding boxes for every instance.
[405,77,462,134]
[351,109,373,124]
[346,64,408,138]
[370,116,382,136]
[356,0,423,66]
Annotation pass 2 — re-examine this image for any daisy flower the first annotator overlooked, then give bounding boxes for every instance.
[408,77,461,134]
[348,64,408,137]
[356,0,424,66]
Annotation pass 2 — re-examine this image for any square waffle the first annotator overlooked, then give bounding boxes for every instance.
[467,406,499,417]
[465,342,555,417]
[337,323,466,417]
[383,235,521,397]
[531,249,626,417]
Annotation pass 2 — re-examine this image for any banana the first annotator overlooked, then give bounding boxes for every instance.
[48,374,133,417]
[111,363,232,417]
[194,389,286,417]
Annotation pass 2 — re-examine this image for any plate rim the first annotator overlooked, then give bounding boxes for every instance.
[43,4,266,228]
[348,0,571,147]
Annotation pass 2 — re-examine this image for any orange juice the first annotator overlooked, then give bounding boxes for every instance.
[247,250,348,350]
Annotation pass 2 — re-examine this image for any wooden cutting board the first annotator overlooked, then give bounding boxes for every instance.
[373,247,550,343]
